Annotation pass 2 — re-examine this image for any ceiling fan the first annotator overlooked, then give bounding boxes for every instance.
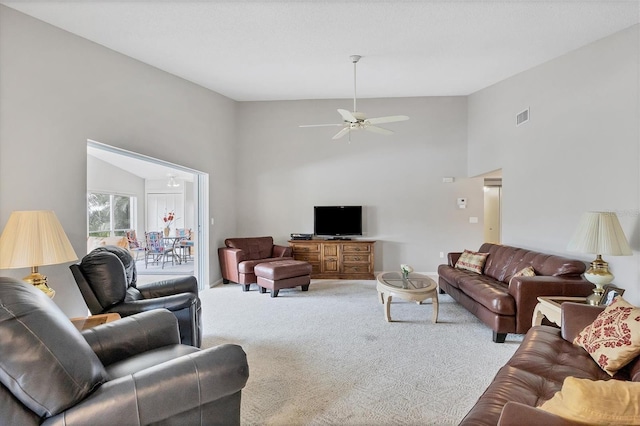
[300,55,409,140]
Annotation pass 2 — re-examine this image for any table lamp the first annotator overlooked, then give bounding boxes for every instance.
[567,211,632,305]
[0,210,78,298]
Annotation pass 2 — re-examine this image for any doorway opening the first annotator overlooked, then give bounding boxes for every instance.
[86,140,209,290]
[481,170,502,244]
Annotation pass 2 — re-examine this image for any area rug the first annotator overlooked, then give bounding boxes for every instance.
[200,279,524,425]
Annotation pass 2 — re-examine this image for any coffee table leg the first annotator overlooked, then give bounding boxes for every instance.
[431,295,439,324]
[532,303,544,326]
[384,295,392,322]
[378,291,384,304]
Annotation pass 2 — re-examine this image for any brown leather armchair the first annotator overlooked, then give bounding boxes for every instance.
[218,236,293,291]
[0,277,248,425]
[70,245,202,347]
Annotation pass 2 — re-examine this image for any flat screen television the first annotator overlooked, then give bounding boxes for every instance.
[314,206,362,238]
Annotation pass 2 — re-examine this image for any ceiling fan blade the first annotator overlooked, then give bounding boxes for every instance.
[332,127,351,140]
[299,124,343,128]
[365,125,394,135]
[366,115,410,125]
[337,109,358,123]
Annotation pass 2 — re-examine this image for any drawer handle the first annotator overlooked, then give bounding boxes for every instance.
[354,257,360,261]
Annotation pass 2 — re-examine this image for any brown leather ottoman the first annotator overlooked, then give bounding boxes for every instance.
[254,260,312,297]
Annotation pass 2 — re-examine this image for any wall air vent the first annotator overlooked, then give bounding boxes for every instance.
[516,108,529,126]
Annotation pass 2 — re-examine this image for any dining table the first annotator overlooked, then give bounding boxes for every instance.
[162,236,183,265]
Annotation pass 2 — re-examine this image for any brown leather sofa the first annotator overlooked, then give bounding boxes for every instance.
[0,277,249,425]
[460,302,631,425]
[218,236,293,291]
[438,243,593,342]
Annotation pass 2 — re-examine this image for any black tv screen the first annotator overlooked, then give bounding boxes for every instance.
[314,206,363,237]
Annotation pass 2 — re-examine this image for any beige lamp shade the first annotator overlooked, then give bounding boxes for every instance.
[0,210,78,269]
[567,211,632,256]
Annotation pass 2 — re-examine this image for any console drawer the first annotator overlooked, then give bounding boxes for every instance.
[342,264,372,274]
[342,244,371,253]
[294,253,320,262]
[291,243,321,253]
[342,254,370,263]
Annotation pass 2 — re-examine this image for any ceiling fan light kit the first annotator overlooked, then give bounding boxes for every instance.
[300,55,409,140]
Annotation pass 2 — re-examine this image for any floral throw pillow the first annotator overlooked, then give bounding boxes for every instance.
[574,296,640,376]
[454,249,489,274]
[508,266,536,285]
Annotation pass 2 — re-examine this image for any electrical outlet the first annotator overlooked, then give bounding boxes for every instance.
[439,252,444,258]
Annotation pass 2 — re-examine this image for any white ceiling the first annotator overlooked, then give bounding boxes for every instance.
[87,145,195,181]
[3,1,639,102]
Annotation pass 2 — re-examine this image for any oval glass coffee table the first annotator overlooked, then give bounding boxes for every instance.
[376,272,439,323]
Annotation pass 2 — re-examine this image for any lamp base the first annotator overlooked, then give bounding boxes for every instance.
[586,287,604,306]
[22,269,55,298]
[583,255,613,306]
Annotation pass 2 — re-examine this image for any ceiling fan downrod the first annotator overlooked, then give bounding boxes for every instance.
[351,55,361,113]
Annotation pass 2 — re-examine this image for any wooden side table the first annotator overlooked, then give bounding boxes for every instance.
[70,313,121,331]
[531,296,587,327]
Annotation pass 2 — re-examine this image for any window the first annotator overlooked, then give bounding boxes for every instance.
[88,192,135,237]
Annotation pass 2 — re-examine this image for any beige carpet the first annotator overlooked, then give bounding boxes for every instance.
[199,279,524,425]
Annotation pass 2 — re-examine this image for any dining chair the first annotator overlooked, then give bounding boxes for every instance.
[144,231,174,268]
[125,229,145,261]
[176,228,194,263]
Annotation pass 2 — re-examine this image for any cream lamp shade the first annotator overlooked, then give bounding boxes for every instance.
[0,210,78,298]
[567,211,632,305]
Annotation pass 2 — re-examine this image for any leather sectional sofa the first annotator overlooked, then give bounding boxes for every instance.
[438,243,593,342]
[218,236,293,291]
[460,302,632,425]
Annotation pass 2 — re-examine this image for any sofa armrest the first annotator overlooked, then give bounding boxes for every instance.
[108,293,198,317]
[561,302,605,342]
[218,247,246,282]
[82,309,180,365]
[447,252,462,267]
[42,344,249,426]
[273,244,292,257]
[498,402,578,426]
[508,276,593,334]
[137,276,198,297]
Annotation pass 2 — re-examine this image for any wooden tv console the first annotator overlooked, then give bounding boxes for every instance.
[288,239,375,280]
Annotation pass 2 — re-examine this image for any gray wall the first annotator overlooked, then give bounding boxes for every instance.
[0,5,238,315]
[468,24,640,304]
[236,97,484,272]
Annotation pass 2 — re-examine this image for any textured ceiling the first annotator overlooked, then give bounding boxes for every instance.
[3,1,639,101]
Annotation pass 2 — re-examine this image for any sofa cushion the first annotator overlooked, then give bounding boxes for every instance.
[87,236,129,253]
[457,274,516,315]
[574,296,640,376]
[91,245,137,288]
[508,266,536,285]
[80,251,128,309]
[538,377,640,424]
[225,237,274,261]
[0,278,107,417]
[455,249,488,274]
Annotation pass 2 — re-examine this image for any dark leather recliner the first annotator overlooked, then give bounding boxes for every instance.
[70,245,202,347]
[0,277,248,425]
